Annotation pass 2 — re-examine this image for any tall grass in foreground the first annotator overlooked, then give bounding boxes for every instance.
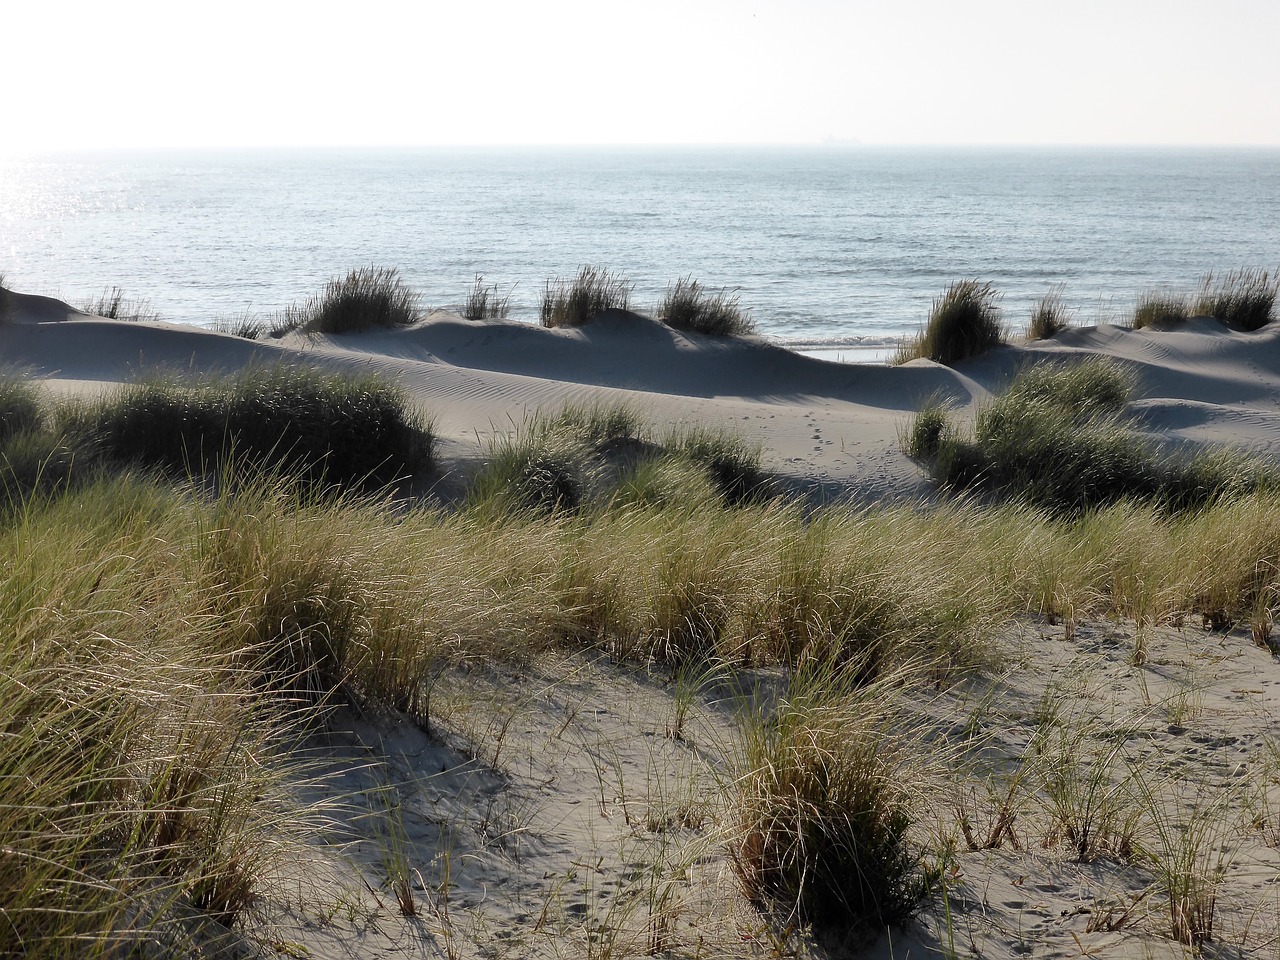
[0,371,44,442]
[20,369,1280,955]
[729,661,931,933]
[15,455,1280,949]
[0,374,87,511]
[279,266,421,334]
[894,280,1006,365]
[0,482,312,957]
[657,276,755,337]
[540,265,632,328]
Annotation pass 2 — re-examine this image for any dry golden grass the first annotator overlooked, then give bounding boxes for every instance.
[10,374,1280,954]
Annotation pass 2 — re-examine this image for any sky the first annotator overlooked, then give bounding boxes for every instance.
[3,0,1278,152]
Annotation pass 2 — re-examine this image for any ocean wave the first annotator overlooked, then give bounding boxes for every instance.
[774,335,903,350]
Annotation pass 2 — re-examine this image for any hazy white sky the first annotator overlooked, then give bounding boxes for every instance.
[4,0,1278,151]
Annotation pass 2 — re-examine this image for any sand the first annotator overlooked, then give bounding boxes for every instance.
[4,288,1280,958]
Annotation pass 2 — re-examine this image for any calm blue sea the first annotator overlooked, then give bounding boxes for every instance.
[3,147,1278,359]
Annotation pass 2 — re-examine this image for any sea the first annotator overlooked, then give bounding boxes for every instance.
[2,147,1278,362]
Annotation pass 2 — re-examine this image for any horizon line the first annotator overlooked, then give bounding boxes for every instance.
[4,140,1280,157]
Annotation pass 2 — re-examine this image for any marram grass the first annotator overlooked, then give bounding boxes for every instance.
[1194,266,1277,331]
[907,357,1280,513]
[78,286,161,323]
[64,365,433,491]
[657,276,755,337]
[462,274,512,321]
[1133,289,1192,330]
[466,402,771,517]
[895,280,1006,365]
[278,266,421,334]
[0,482,313,957]
[11,369,1280,952]
[1132,267,1276,331]
[729,660,934,932]
[540,265,632,328]
[1026,286,1071,340]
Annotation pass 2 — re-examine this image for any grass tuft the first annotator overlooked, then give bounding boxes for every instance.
[657,276,756,337]
[469,408,771,517]
[539,265,632,328]
[666,425,771,506]
[462,274,512,321]
[730,661,928,932]
[894,280,1005,365]
[1194,267,1277,331]
[71,366,432,491]
[282,266,421,335]
[1002,357,1136,418]
[908,358,1278,513]
[609,456,722,512]
[79,286,161,323]
[1026,286,1071,340]
[1133,289,1192,330]
[212,311,268,340]
[902,401,952,462]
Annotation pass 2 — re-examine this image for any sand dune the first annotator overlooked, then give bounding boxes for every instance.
[6,288,1280,959]
[7,294,1280,504]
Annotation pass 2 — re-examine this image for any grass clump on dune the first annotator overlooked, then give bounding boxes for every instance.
[657,276,756,337]
[907,358,1278,512]
[1132,268,1276,332]
[211,310,270,340]
[730,661,930,933]
[666,425,771,505]
[1194,267,1277,331]
[894,280,1005,365]
[73,365,432,490]
[467,403,771,517]
[1026,286,1071,340]
[1003,357,1136,418]
[467,428,597,517]
[462,274,512,321]
[1133,289,1192,330]
[902,399,953,462]
[539,265,632,328]
[609,455,723,512]
[78,285,162,323]
[282,266,421,335]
